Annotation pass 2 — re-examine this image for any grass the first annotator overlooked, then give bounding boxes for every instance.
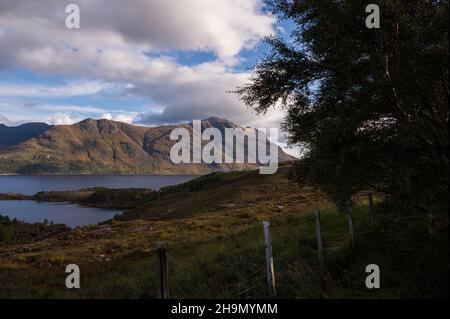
[0,167,447,298]
[1,202,447,298]
[0,216,69,244]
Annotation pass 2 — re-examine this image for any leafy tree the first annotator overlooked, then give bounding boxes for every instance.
[237,0,448,213]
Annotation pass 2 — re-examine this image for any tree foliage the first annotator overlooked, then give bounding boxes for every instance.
[237,0,448,212]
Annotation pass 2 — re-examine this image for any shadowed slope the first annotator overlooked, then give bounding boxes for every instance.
[0,123,51,150]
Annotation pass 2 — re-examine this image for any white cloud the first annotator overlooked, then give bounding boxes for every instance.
[0,1,284,130]
[23,104,107,113]
[0,81,114,98]
[100,112,137,124]
[0,112,83,126]
[0,0,274,59]
[47,113,83,125]
[0,114,11,125]
[1,100,139,125]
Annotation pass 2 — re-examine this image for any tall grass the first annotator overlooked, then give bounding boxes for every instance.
[5,201,446,299]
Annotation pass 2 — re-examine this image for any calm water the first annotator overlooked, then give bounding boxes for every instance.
[0,175,197,227]
[0,200,122,228]
[0,175,197,195]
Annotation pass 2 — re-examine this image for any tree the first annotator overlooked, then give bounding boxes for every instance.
[237,0,448,213]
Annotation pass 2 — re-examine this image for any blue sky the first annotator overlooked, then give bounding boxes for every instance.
[0,0,299,158]
[0,38,284,124]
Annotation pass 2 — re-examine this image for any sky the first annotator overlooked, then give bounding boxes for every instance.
[0,0,299,155]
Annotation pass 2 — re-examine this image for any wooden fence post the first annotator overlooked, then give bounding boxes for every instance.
[348,206,355,248]
[263,221,277,297]
[314,209,325,268]
[155,241,169,299]
[368,193,375,225]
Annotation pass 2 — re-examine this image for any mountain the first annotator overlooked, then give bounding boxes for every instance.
[0,122,52,150]
[0,118,294,174]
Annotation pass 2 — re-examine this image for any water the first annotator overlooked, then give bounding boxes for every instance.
[0,175,198,227]
[0,175,197,195]
[0,200,123,228]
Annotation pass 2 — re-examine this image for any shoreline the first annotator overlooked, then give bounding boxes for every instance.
[0,188,151,210]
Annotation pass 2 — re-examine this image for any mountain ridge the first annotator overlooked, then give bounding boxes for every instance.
[0,117,294,174]
[0,122,52,150]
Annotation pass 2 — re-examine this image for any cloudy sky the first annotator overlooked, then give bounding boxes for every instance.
[0,0,296,153]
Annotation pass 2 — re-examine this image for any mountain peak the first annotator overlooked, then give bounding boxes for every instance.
[78,118,98,124]
[205,116,227,122]
[0,117,294,173]
[74,117,239,129]
[200,117,241,131]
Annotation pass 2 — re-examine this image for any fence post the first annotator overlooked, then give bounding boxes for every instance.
[348,206,355,248]
[263,221,277,297]
[155,241,169,299]
[315,209,325,268]
[368,193,375,225]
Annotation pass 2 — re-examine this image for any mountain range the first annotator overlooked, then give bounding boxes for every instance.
[0,122,52,150]
[0,117,294,174]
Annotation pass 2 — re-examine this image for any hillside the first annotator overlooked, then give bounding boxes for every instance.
[0,117,293,174]
[0,166,447,298]
[0,122,51,150]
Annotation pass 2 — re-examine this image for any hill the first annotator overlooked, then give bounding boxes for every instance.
[0,122,51,150]
[0,166,447,298]
[0,117,294,174]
